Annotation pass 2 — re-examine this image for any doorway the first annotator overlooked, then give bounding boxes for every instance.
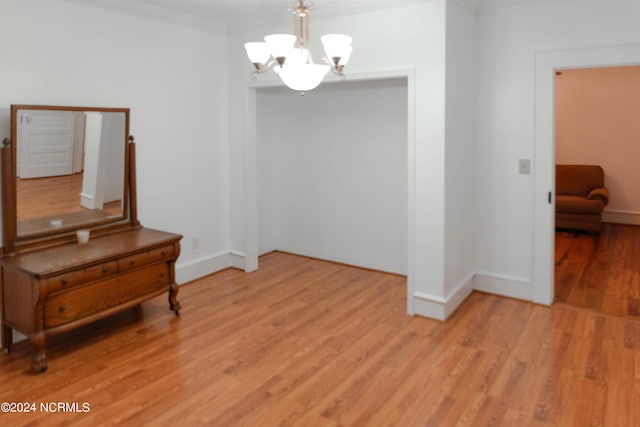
[533,44,640,307]
[553,65,640,318]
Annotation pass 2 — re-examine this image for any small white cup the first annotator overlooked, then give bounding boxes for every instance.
[77,229,90,245]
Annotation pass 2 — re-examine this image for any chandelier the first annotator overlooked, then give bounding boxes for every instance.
[244,1,353,93]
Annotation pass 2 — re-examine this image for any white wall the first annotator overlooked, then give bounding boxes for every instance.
[256,79,408,274]
[0,0,231,283]
[444,1,477,305]
[475,0,640,300]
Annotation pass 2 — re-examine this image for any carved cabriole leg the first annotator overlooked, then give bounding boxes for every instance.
[169,282,181,315]
[168,246,181,315]
[30,331,47,373]
[2,324,12,353]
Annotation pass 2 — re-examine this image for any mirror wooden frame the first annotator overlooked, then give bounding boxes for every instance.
[2,105,140,255]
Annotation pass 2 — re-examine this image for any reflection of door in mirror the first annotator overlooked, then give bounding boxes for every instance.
[17,110,76,179]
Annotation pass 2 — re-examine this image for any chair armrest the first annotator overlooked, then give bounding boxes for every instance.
[588,187,609,206]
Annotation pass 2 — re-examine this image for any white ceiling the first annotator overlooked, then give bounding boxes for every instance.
[66,0,578,34]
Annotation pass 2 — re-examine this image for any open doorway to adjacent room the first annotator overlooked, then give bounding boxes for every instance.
[553,65,640,319]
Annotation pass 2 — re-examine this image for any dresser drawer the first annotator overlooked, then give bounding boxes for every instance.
[118,245,174,272]
[44,263,171,328]
[46,261,118,293]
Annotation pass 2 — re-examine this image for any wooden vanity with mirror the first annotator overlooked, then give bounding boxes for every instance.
[0,105,182,372]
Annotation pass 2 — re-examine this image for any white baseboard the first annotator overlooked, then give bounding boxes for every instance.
[473,271,532,301]
[602,209,640,226]
[176,251,241,284]
[412,271,532,320]
[230,251,246,270]
[412,273,474,321]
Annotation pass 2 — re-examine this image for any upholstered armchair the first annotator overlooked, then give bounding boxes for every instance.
[555,164,609,233]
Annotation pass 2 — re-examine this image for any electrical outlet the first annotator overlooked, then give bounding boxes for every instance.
[191,236,199,250]
[519,159,531,175]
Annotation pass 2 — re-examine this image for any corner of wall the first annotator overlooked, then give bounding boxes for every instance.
[175,251,244,284]
[412,270,535,321]
[412,272,474,320]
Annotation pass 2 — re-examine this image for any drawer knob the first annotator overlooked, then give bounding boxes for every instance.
[130,259,137,265]
[102,266,110,273]
[59,306,66,313]
[161,250,167,256]
[61,278,69,285]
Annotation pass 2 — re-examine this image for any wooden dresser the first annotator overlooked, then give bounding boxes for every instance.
[1,228,181,372]
[1,105,182,372]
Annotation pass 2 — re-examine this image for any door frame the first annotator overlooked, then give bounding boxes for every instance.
[533,44,640,305]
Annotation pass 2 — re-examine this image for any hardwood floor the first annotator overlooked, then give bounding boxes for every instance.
[17,173,121,221]
[555,222,640,319]
[2,251,639,426]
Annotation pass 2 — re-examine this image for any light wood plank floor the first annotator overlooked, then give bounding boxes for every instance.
[18,173,121,221]
[1,252,639,426]
[555,222,640,319]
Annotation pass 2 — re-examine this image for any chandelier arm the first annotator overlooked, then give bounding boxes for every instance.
[329,67,346,78]
[249,59,282,80]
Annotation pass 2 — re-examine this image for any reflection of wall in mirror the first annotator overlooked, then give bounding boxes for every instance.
[80,113,125,210]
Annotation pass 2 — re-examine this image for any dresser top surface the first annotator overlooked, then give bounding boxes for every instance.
[1,227,182,277]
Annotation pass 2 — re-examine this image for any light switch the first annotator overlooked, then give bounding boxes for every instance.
[519,159,531,175]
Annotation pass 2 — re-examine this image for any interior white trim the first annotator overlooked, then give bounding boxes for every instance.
[413,293,448,321]
[69,0,431,35]
[412,270,529,321]
[64,0,226,34]
[413,272,475,320]
[602,210,640,226]
[533,43,640,306]
[230,251,247,270]
[245,68,417,313]
[175,251,236,284]
[66,0,582,35]
[243,87,259,273]
[474,271,532,301]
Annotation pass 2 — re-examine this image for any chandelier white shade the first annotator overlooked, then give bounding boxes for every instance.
[279,63,331,91]
[321,34,353,64]
[244,1,352,92]
[244,42,272,65]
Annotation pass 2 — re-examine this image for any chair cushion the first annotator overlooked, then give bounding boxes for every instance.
[556,195,604,214]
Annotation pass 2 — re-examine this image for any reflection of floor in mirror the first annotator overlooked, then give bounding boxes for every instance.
[17,173,122,221]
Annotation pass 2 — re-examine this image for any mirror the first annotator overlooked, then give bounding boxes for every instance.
[2,105,134,253]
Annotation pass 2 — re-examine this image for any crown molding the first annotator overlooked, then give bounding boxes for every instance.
[226,0,431,35]
[450,0,481,13]
[452,0,590,14]
[66,0,432,36]
[63,0,228,34]
[64,0,587,34]
[476,0,585,14]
